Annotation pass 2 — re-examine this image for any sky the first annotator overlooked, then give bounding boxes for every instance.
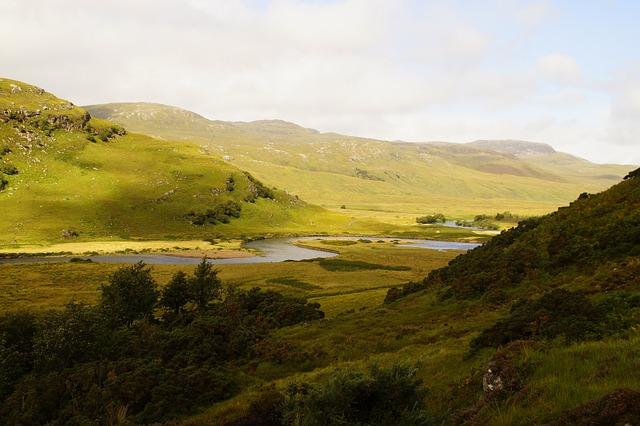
[1,0,639,164]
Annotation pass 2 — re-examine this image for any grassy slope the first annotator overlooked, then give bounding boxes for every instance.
[2,166,639,423]
[182,175,640,424]
[86,102,634,222]
[0,78,408,246]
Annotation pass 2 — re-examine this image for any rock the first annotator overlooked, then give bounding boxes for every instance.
[482,367,504,393]
[61,229,79,239]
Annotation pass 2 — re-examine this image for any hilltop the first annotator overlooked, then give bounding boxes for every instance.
[0,79,385,246]
[86,102,634,223]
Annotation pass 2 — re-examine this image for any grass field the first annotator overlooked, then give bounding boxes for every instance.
[0,240,459,314]
[2,238,639,425]
[87,102,634,222]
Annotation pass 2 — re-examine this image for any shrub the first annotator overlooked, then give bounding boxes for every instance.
[187,200,242,225]
[470,289,640,352]
[160,270,190,315]
[283,363,431,425]
[244,172,275,202]
[100,262,158,327]
[188,259,222,310]
[416,213,446,224]
[226,175,236,192]
[0,164,18,175]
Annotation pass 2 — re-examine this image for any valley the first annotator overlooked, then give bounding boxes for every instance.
[1,76,639,426]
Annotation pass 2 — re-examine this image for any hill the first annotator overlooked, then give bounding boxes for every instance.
[0,79,383,246]
[86,102,635,223]
[192,169,640,425]
[2,167,639,424]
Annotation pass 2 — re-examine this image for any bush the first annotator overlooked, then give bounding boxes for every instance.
[0,177,7,191]
[0,164,18,175]
[416,213,446,224]
[244,172,275,202]
[187,200,242,225]
[0,262,326,424]
[283,363,431,425]
[470,289,640,352]
[100,262,158,327]
[226,175,236,192]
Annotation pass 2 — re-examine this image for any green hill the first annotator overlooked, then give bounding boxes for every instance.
[0,78,383,246]
[187,169,640,425]
[86,102,634,223]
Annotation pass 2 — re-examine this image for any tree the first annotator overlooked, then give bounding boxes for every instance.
[160,271,190,315]
[188,258,222,310]
[100,262,158,327]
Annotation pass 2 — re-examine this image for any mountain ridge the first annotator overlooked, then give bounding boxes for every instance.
[86,102,635,221]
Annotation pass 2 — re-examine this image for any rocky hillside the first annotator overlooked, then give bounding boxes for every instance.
[0,79,357,245]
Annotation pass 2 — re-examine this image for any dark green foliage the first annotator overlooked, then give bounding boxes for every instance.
[86,124,126,142]
[0,146,11,156]
[0,177,6,191]
[160,270,190,314]
[624,167,640,180]
[283,363,431,425]
[244,172,275,202]
[0,263,325,424]
[318,258,411,272]
[399,177,640,301]
[187,200,242,225]
[0,164,18,175]
[354,168,384,181]
[226,175,236,191]
[548,389,640,426]
[100,262,158,326]
[494,211,521,222]
[0,312,37,399]
[231,364,431,426]
[229,385,285,426]
[32,302,108,372]
[384,281,427,303]
[416,213,446,224]
[470,290,640,352]
[266,277,322,290]
[189,259,222,310]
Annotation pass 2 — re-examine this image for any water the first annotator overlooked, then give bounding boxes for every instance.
[0,237,480,265]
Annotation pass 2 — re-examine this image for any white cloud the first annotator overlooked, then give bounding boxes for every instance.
[607,64,640,147]
[537,53,582,85]
[0,0,637,164]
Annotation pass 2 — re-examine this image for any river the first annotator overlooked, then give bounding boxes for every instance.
[0,237,480,265]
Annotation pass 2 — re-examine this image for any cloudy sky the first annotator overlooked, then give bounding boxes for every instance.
[1,0,639,164]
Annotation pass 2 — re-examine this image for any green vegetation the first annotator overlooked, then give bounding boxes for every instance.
[416,213,446,224]
[0,261,324,424]
[318,258,411,272]
[2,78,441,245]
[86,102,633,224]
[2,78,640,425]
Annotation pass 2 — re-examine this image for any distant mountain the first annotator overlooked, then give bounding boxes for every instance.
[0,79,361,245]
[467,139,556,157]
[86,102,635,220]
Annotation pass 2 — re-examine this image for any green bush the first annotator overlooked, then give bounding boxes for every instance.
[0,164,18,175]
[470,289,640,352]
[283,363,431,425]
[0,262,325,424]
[100,262,159,327]
[416,213,446,224]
